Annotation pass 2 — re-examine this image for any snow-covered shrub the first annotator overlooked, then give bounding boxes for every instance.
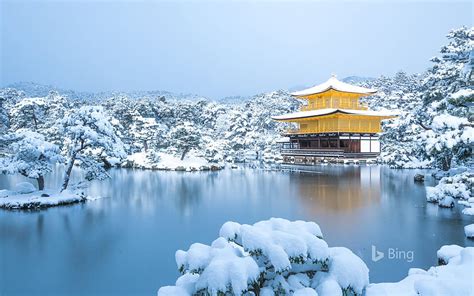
[158,218,369,296]
[0,130,61,190]
[426,171,473,205]
[14,182,37,194]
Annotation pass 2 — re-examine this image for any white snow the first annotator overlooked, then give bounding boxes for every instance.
[0,187,100,209]
[465,224,474,238]
[450,88,474,100]
[272,108,396,121]
[14,182,36,194]
[125,151,222,171]
[426,172,473,206]
[462,208,474,215]
[431,113,469,130]
[367,247,474,296]
[328,247,369,295]
[166,238,260,295]
[437,245,463,264]
[160,218,370,296]
[291,75,377,96]
[438,196,455,208]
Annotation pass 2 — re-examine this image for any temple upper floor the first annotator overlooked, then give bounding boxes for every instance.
[290,75,376,111]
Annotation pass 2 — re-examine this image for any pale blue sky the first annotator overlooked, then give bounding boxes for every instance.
[0,1,472,98]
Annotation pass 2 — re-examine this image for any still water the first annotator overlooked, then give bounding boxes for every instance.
[1,166,473,295]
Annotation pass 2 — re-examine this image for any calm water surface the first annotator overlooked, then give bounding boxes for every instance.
[1,166,473,295]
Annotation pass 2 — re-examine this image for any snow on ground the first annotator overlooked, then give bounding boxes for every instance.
[124,151,223,171]
[465,224,474,238]
[0,184,100,209]
[366,246,474,296]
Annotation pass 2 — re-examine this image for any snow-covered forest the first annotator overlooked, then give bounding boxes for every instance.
[0,27,473,208]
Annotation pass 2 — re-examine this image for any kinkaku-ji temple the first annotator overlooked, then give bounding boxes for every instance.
[273,75,396,164]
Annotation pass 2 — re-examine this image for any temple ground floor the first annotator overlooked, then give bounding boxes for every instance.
[280,133,381,164]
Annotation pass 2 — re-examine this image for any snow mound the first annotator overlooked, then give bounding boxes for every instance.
[465,224,474,238]
[166,238,260,295]
[328,247,369,295]
[437,245,463,265]
[0,189,98,210]
[14,182,36,194]
[366,246,474,296]
[159,218,368,296]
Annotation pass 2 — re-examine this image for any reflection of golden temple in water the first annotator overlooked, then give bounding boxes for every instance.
[293,166,381,213]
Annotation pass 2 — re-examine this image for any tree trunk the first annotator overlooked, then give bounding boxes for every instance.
[61,150,77,192]
[442,155,452,171]
[37,175,45,191]
[181,148,189,161]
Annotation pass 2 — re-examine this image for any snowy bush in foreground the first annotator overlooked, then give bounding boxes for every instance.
[158,218,369,296]
[366,246,474,296]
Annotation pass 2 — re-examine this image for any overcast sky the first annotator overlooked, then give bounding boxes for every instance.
[1,1,472,99]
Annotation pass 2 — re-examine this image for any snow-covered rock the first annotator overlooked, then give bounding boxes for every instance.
[13,182,36,194]
[437,245,463,265]
[465,224,474,238]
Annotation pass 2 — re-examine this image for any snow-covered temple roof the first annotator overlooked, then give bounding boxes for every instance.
[272,108,397,121]
[291,76,377,97]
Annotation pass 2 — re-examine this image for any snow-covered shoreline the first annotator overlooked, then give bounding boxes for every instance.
[122,152,224,171]
[0,183,99,210]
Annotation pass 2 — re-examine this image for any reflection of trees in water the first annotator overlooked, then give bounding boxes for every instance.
[0,205,120,271]
[293,166,381,214]
[87,169,221,216]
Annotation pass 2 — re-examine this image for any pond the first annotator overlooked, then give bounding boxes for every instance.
[1,165,473,295]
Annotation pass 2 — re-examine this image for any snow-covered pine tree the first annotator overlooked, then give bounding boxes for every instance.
[417,26,473,171]
[129,114,160,152]
[0,130,61,190]
[60,106,125,191]
[9,97,46,131]
[0,92,9,133]
[169,121,201,160]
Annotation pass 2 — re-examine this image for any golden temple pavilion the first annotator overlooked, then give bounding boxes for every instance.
[272,75,396,163]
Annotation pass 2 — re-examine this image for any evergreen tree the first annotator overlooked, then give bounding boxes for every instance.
[60,106,125,191]
[169,121,201,160]
[0,130,61,190]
